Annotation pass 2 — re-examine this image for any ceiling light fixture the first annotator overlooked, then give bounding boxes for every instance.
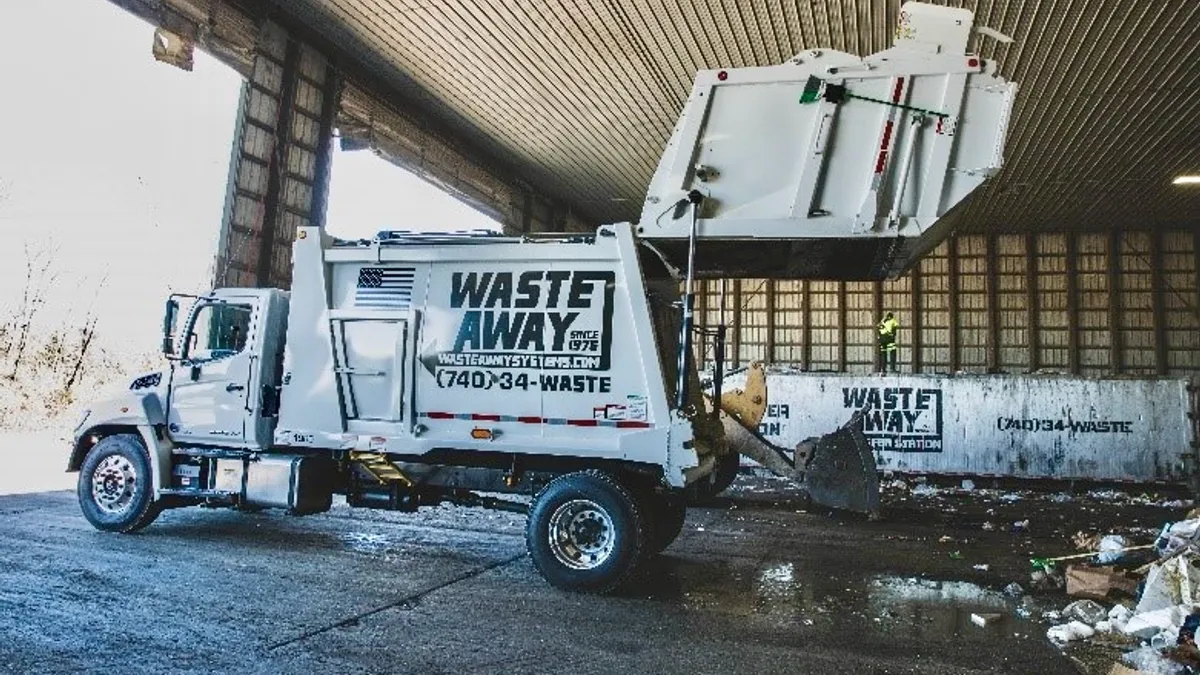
[1173,175,1200,185]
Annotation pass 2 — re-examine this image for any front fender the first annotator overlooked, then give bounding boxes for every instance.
[69,391,172,494]
[75,390,167,438]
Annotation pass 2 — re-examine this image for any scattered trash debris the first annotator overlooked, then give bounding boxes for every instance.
[1013,519,1030,533]
[973,564,990,572]
[1003,582,1025,597]
[1075,531,1103,551]
[1125,607,1187,640]
[1119,645,1188,674]
[1135,556,1200,615]
[1000,493,1023,503]
[1154,519,1200,558]
[971,612,1001,628]
[1110,604,1134,627]
[912,484,940,497]
[982,521,995,531]
[1063,599,1108,625]
[961,479,975,491]
[1178,612,1200,646]
[939,535,955,543]
[1098,535,1130,564]
[1047,620,1095,645]
[1031,567,1066,591]
[949,551,964,560]
[1034,548,1154,574]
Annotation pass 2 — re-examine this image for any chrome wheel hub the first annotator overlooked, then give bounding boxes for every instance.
[547,499,616,570]
[91,455,137,515]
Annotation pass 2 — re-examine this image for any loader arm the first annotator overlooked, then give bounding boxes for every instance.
[713,362,881,515]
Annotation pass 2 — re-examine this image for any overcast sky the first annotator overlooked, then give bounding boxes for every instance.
[0,0,496,358]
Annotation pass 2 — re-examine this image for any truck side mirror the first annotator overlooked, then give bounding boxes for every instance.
[162,298,178,358]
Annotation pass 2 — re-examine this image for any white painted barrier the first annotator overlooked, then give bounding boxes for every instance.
[721,370,1195,484]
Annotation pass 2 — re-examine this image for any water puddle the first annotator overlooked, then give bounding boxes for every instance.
[867,575,1016,636]
[639,557,1040,641]
[339,531,394,554]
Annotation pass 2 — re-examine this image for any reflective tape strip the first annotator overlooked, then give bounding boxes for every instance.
[419,412,650,428]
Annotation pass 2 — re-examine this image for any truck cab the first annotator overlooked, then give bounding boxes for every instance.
[162,288,289,451]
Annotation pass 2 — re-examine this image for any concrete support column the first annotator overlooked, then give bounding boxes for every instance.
[985,234,1001,373]
[765,280,777,364]
[947,236,960,373]
[1066,233,1081,375]
[911,265,923,373]
[214,21,340,289]
[1026,234,1040,372]
[1108,230,1124,374]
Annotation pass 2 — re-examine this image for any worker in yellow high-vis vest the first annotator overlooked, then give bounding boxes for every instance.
[878,312,899,373]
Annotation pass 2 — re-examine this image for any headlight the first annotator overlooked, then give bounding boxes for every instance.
[74,409,91,432]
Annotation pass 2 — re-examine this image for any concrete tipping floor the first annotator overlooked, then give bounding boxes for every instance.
[0,464,1187,674]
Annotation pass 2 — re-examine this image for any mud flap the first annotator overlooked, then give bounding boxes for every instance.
[722,410,880,516]
[799,411,880,516]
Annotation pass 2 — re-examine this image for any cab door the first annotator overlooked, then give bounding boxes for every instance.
[167,297,259,446]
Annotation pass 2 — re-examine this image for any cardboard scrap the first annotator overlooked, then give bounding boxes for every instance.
[1067,565,1139,600]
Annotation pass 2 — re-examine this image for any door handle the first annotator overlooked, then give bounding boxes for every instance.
[226,383,245,393]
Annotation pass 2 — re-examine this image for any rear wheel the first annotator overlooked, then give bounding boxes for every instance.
[526,471,643,594]
[77,434,161,533]
[686,451,741,503]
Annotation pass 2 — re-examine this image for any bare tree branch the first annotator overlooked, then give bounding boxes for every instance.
[64,274,108,394]
[6,239,60,378]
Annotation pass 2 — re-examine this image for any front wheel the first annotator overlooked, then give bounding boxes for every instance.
[526,471,644,594]
[77,434,161,533]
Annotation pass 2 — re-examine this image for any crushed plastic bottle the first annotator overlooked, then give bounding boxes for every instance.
[1095,534,1128,564]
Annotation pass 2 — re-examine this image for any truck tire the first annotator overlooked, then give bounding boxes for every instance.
[77,434,161,533]
[640,491,687,554]
[686,451,741,504]
[526,470,644,594]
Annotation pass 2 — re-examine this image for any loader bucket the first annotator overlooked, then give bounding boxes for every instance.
[798,411,880,516]
[721,411,880,516]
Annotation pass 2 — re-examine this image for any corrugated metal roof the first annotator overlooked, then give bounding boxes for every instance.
[277,0,1200,232]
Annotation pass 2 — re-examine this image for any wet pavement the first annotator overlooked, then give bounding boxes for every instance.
[0,472,1190,674]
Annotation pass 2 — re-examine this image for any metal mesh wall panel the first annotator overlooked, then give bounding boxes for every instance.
[698,230,1200,376]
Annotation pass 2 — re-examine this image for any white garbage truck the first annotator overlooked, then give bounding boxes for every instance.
[69,2,1016,593]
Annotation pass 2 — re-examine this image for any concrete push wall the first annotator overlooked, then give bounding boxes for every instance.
[697,230,1200,379]
[727,370,1194,485]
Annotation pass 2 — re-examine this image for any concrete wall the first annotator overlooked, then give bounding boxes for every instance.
[725,371,1194,484]
[698,230,1200,378]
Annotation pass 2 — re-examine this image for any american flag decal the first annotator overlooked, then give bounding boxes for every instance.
[355,267,415,309]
